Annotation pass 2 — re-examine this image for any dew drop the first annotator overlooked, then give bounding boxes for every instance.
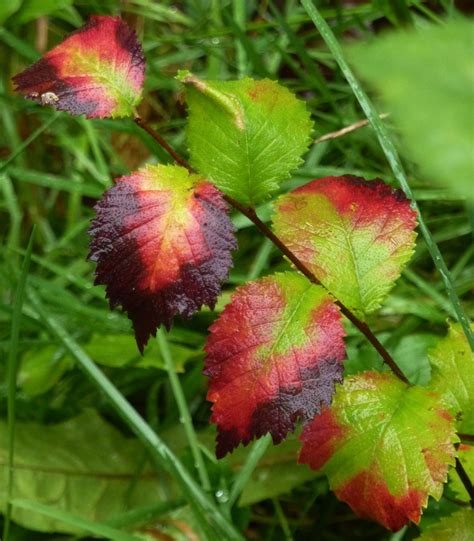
[215,489,229,503]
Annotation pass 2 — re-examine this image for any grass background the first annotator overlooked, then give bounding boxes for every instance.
[1,1,473,540]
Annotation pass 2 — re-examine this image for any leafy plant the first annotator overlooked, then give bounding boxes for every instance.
[5,6,473,540]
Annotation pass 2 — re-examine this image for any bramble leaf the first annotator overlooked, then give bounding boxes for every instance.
[178,71,313,206]
[415,509,474,541]
[299,372,457,531]
[273,176,417,316]
[88,164,236,352]
[204,272,346,458]
[427,324,474,433]
[13,16,145,118]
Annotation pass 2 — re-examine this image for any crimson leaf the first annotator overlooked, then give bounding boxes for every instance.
[88,164,236,352]
[204,272,346,458]
[13,16,145,118]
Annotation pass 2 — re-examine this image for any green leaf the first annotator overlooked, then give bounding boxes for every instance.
[178,71,313,206]
[272,176,417,316]
[10,0,73,24]
[10,500,141,541]
[299,372,457,531]
[84,334,198,371]
[415,509,474,541]
[0,0,21,23]
[18,345,73,397]
[348,18,474,202]
[427,323,474,433]
[17,336,197,396]
[0,410,172,533]
[448,444,473,503]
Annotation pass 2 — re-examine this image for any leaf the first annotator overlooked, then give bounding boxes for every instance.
[0,0,21,23]
[17,336,197,396]
[0,411,171,533]
[272,176,417,316]
[427,324,474,433]
[84,334,198,371]
[178,71,313,206]
[18,345,73,397]
[448,444,473,502]
[10,0,73,24]
[415,509,474,541]
[348,19,474,202]
[88,164,236,352]
[299,372,457,531]
[12,16,145,118]
[204,271,346,458]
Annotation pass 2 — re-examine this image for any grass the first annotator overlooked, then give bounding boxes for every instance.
[0,1,472,540]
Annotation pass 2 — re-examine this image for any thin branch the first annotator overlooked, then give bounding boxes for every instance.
[455,457,474,508]
[459,433,474,443]
[133,119,409,384]
[134,117,191,171]
[314,113,389,144]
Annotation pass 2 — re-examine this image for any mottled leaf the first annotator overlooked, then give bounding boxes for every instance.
[427,324,474,433]
[89,164,236,352]
[0,411,169,533]
[178,71,313,206]
[204,271,346,458]
[273,176,417,316]
[416,509,474,541]
[299,372,457,531]
[13,15,145,118]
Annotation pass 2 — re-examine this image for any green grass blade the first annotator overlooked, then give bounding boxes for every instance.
[300,0,473,350]
[0,113,59,174]
[26,290,242,541]
[10,500,141,541]
[226,435,271,510]
[3,227,35,541]
[157,327,211,491]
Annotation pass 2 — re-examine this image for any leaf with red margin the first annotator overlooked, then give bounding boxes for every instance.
[88,164,236,352]
[204,272,346,458]
[272,176,417,317]
[299,372,457,531]
[13,16,145,118]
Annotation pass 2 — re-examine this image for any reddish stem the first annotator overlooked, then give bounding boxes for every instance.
[134,118,409,384]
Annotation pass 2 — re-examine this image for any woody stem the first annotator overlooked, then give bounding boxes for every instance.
[134,118,409,384]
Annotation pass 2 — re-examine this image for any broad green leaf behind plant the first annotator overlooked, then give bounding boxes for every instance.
[348,18,474,202]
[0,410,171,533]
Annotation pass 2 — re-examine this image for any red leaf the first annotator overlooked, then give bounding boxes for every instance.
[88,165,236,352]
[13,16,145,118]
[204,272,346,458]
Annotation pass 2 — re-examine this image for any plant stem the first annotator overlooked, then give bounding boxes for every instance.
[134,117,191,171]
[157,328,211,492]
[133,119,409,384]
[314,113,389,144]
[455,457,474,508]
[300,0,473,351]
